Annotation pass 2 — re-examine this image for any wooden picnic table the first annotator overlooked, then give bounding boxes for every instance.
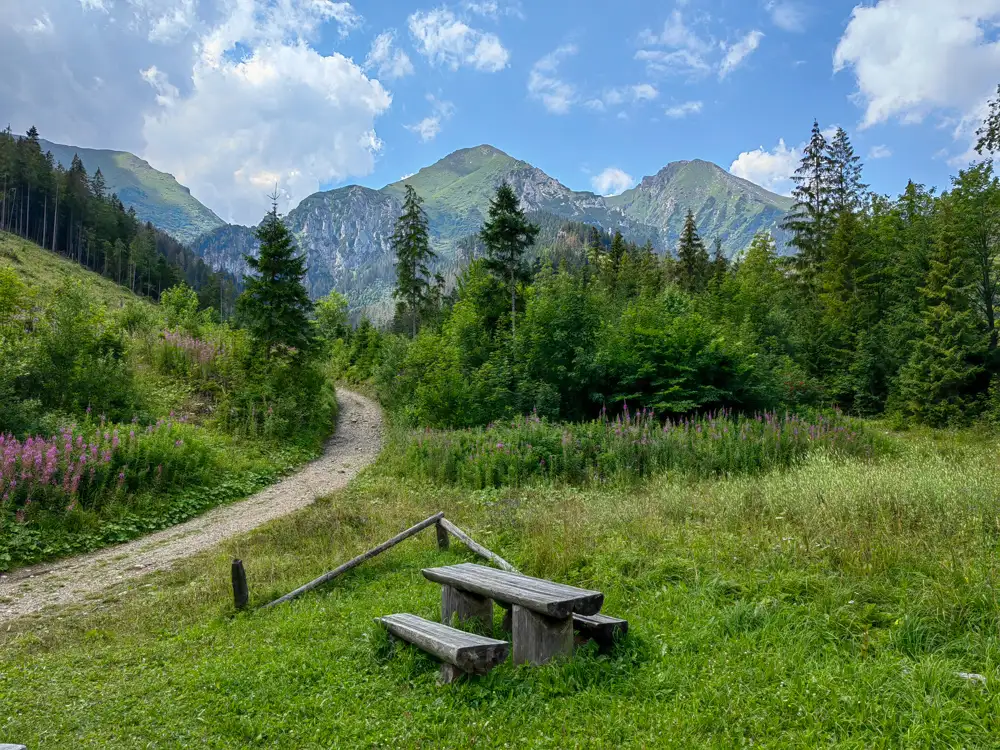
[422,562,605,665]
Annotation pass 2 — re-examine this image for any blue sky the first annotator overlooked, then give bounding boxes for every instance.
[4,0,1000,224]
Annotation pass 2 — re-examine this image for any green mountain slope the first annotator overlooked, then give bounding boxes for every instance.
[607,160,794,254]
[40,139,225,245]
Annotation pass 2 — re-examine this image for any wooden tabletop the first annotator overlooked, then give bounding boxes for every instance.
[422,562,603,619]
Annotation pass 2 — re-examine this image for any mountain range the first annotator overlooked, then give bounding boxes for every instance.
[55,141,794,316]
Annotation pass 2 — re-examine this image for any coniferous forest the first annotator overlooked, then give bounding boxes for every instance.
[0,126,239,313]
[332,115,1000,432]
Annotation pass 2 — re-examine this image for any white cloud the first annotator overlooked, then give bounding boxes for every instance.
[408,8,509,72]
[365,30,415,80]
[586,83,659,111]
[79,0,109,12]
[729,138,799,195]
[766,1,805,33]
[834,0,1000,137]
[591,167,635,196]
[665,100,703,118]
[528,44,577,114]
[636,10,714,76]
[140,1,391,225]
[463,1,523,19]
[869,144,892,160]
[719,30,764,79]
[405,94,455,142]
[148,0,196,43]
[18,12,55,35]
[400,171,416,180]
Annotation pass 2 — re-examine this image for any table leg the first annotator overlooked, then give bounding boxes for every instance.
[512,605,573,666]
[441,585,494,636]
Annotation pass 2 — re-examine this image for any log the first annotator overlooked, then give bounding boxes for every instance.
[512,605,573,666]
[262,512,444,608]
[0,745,27,750]
[442,585,494,636]
[231,559,249,610]
[438,518,518,572]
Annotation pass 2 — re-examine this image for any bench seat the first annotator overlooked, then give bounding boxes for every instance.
[377,613,510,682]
[574,613,628,652]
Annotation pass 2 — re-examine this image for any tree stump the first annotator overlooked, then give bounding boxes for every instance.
[512,605,573,666]
[441,585,493,636]
[231,559,249,611]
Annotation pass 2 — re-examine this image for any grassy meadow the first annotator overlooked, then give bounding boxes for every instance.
[3,423,999,748]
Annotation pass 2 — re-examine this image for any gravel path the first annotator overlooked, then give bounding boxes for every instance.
[0,389,382,623]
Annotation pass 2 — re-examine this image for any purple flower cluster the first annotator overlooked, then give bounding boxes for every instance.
[162,329,220,366]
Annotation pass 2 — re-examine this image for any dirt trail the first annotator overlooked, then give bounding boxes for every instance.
[0,389,382,623]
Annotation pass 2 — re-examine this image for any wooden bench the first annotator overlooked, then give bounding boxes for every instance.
[573,613,629,653]
[422,563,605,666]
[377,613,510,683]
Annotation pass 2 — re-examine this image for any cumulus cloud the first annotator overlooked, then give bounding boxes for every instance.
[729,138,799,195]
[719,30,764,79]
[365,30,415,80]
[834,0,1000,136]
[463,1,523,19]
[591,167,636,196]
[528,44,577,114]
[664,100,703,118]
[766,1,805,33]
[869,144,892,160]
[405,95,456,142]
[408,7,509,72]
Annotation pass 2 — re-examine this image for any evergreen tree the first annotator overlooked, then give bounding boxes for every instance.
[826,127,867,214]
[391,185,436,337]
[480,182,539,335]
[783,120,833,285]
[895,199,983,425]
[710,238,728,284]
[90,168,107,200]
[675,210,710,293]
[237,200,314,356]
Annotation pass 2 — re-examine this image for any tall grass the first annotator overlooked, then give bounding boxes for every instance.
[385,407,888,488]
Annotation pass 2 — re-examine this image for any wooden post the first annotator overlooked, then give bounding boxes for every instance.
[442,585,493,636]
[436,521,449,551]
[512,605,573,666]
[232,559,249,610]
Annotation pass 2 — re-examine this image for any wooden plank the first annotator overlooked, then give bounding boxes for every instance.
[262,512,444,608]
[377,614,510,674]
[422,562,603,618]
[442,585,494,636]
[574,613,628,653]
[438,518,518,572]
[231,559,249,610]
[512,605,573,666]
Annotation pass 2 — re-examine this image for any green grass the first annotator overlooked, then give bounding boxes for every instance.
[0,232,141,308]
[3,425,999,747]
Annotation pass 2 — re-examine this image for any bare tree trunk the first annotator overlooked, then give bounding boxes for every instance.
[52,189,58,253]
[41,194,47,249]
[1,174,6,232]
[26,183,30,243]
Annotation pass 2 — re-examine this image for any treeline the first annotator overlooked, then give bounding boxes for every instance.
[0,126,238,313]
[333,97,1000,429]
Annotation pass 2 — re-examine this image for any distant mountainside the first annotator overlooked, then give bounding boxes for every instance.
[190,145,793,318]
[40,139,225,245]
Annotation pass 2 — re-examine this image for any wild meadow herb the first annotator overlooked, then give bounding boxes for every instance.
[387,406,886,489]
[153,329,223,380]
[0,416,211,519]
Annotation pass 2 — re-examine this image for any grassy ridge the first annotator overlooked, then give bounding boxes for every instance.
[2,427,998,747]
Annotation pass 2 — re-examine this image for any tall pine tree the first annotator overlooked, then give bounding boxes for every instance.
[675,209,710,293]
[237,198,314,357]
[480,181,539,335]
[392,184,436,337]
[783,120,833,286]
[826,127,867,214]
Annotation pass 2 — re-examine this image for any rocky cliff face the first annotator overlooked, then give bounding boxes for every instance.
[189,145,794,318]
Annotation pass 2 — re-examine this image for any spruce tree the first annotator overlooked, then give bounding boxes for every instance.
[826,127,867,214]
[895,199,982,425]
[391,184,436,337]
[710,237,728,284]
[675,209,710,293]
[479,181,539,335]
[783,120,833,285]
[237,199,314,357]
